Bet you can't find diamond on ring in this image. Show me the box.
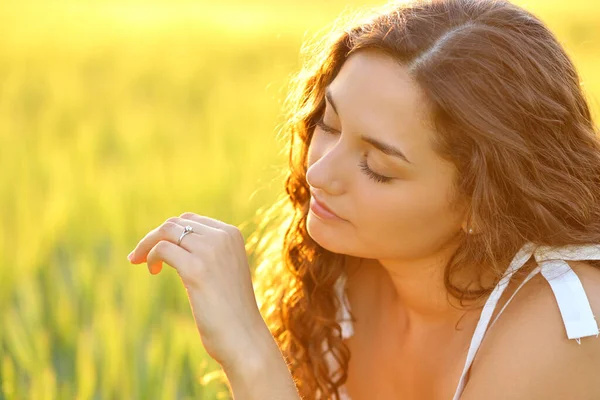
[177,225,194,246]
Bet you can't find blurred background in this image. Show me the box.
[0,0,598,398]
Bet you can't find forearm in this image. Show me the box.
[221,325,302,400]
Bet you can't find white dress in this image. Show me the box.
[317,241,600,399]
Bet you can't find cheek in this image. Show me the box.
[356,191,415,233]
[354,185,457,250]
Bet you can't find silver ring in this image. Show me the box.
[177,225,194,246]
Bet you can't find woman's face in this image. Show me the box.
[306,49,468,262]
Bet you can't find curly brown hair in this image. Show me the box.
[247,0,600,398]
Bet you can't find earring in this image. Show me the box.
[468,228,473,234]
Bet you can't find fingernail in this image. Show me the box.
[127,251,134,261]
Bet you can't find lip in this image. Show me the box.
[309,194,345,221]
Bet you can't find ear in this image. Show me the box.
[461,220,475,234]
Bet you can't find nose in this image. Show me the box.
[306,141,347,196]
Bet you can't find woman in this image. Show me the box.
[128,0,600,399]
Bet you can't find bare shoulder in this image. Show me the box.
[460,260,600,400]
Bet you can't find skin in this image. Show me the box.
[127,213,302,399]
[306,48,482,334]
[126,48,600,400]
[305,48,600,399]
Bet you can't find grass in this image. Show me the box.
[0,0,598,398]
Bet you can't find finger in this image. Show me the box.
[129,221,195,264]
[169,216,225,237]
[179,212,226,229]
[179,212,244,243]
[147,231,204,274]
[166,217,230,250]
[146,240,191,275]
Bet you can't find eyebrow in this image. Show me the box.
[325,86,413,165]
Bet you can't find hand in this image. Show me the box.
[127,212,268,368]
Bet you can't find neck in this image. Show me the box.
[345,242,494,331]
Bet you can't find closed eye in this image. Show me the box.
[313,116,393,184]
[315,117,338,134]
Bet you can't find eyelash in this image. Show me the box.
[314,117,393,184]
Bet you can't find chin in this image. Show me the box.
[306,213,350,254]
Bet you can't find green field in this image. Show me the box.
[1,1,598,398]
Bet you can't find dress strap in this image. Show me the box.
[488,265,541,331]
[335,273,354,339]
[451,242,600,400]
[535,244,600,340]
